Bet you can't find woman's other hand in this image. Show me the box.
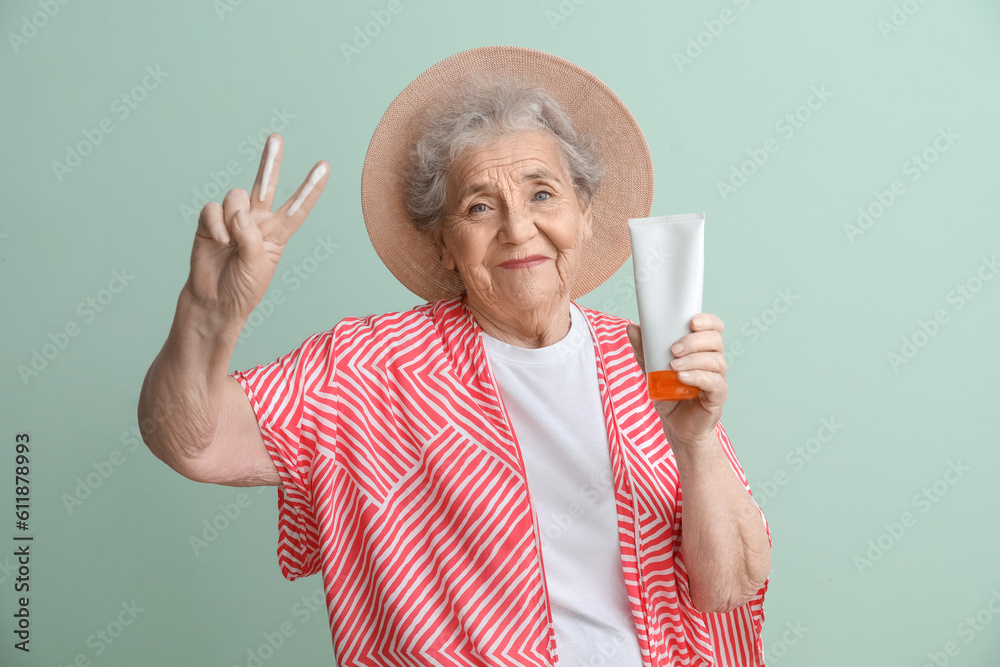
[627,314,728,448]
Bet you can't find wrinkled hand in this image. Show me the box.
[185,133,329,323]
[627,314,728,447]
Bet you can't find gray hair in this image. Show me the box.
[404,78,605,235]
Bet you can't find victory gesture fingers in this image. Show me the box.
[248,133,329,244]
[186,133,329,323]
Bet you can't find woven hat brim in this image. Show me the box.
[361,45,654,302]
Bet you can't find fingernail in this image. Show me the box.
[671,343,683,355]
[692,317,704,328]
[287,164,326,215]
[259,137,279,202]
[237,211,250,228]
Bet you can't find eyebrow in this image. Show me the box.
[458,168,564,200]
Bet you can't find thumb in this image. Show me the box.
[230,209,265,267]
[626,323,646,373]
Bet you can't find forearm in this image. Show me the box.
[138,285,244,472]
[672,428,771,614]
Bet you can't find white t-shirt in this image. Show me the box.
[481,302,644,667]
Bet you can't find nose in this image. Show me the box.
[496,200,537,245]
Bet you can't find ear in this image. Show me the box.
[430,225,457,271]
[581,204,594,242]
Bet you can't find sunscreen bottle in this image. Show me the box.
[627,213,705,401]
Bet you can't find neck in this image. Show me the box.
[467,293,573,349]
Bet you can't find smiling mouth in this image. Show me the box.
[498,255,549,269]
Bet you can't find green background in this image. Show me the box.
[3,0,999,665]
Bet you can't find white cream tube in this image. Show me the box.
[627,213,705,401]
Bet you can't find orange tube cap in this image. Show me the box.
[647,369,700,401]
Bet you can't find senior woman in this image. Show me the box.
[138,47,770,666]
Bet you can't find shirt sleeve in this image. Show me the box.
[675,420,771,666]
[230,329,336,581]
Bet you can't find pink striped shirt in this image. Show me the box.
[231,294,770,666]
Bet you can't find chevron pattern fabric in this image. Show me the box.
[232,294,769,666]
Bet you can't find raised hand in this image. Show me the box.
[185,133,329,322]
[627,314,729,448]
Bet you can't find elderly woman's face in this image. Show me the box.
[433,130,593,316]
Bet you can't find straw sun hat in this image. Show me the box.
[360,45,654,302]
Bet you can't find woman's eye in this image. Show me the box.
[470,203,487,213]
[533,191,551,201]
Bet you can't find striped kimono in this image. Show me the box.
[232,294,769,666]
